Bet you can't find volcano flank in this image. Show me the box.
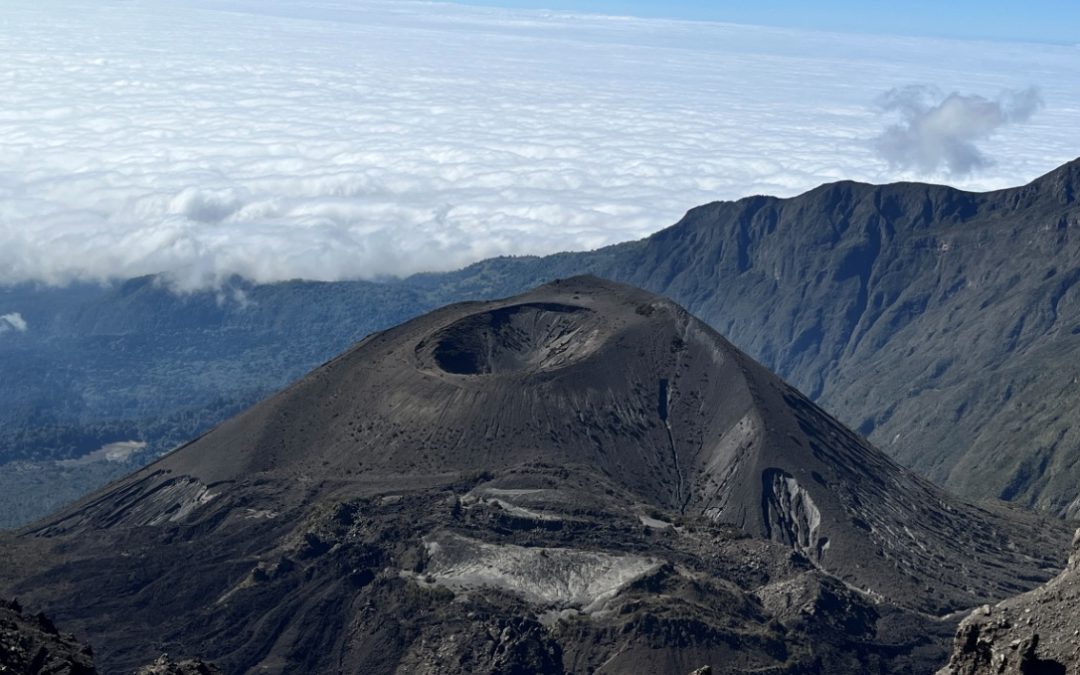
[0,277,1068,674]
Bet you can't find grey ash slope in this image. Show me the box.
[3,278,1068,674]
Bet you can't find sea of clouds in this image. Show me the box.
[1,0,1077,289]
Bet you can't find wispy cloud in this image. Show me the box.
[0,0,1076,289]
[0,313,28,334]
[873,86,1044,175]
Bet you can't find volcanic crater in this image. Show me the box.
[421,301,605,376]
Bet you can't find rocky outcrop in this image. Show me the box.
[134,655,222,675]
[938,528,1080,674]
[0,599,225,675]
[762,470,828,562]
[0,598,96,675]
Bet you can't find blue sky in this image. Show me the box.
[454,0,1080,44]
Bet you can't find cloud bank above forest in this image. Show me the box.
[0,0,1075,289]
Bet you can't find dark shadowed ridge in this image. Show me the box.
[1,278,1069,674]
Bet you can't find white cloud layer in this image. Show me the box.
[0,313,28,334]
[1,0,1077,289]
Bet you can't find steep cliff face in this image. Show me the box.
[938,528,1080,675]
[2,278,1068,674]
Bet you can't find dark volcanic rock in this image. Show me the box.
[134,655,221,675]
[0,278,1070,674]
[0,599,222,675]
[938,528,1080,675]
[0,598,96,675]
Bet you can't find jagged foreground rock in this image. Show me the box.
[0,598,221,675]
[0,598,96,675]
[938,528,1080,675]
[0,278,1069,673]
